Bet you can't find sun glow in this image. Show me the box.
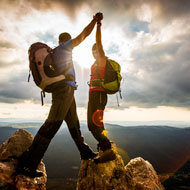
[71,10,97,68]
[73,43,95,68]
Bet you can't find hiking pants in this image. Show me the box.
[87,91,112,151]
[21,84,91,170]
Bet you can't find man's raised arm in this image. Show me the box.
[72,13,103,48]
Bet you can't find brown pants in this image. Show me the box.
[20,83,91,170]
[87,91,112,151]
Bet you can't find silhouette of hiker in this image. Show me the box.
[87,14,116,163]
[16,13,103,178]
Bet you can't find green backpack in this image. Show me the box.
[102,59,122,94]
[94,59,122,95]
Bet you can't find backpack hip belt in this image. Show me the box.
[89,79,102,88]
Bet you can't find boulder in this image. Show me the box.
[0,129,47,190]
[125,157,165,190]
[77,148,165,190]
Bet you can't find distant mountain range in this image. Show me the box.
[0,119,190,128]
[0,123,189,190]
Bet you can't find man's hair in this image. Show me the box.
[92,43,97,51]
[59,32,71,43]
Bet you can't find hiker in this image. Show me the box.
[87,18,116,163]
[16,13,103,178]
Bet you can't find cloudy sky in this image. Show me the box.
[0,0,189,123]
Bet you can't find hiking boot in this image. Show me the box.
[77,142,98,160]
[94,149,116,164]
[15,166,43,178]
[81,151,98,160]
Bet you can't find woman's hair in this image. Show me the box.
[58,32,72,43]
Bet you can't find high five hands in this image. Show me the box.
[94,12,103,22]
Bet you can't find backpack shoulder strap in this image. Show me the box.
[94,62,101,79]
[41,91,45,106]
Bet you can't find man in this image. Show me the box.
[87,18,116,163]
[16,13,103,178]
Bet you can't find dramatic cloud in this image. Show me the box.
[2,0,190,20]
[0,0,189,111]
[121,31,190,108]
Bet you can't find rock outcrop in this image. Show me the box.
[0,129,167,190]
[77,147,165,190]
[125,157,165,190]
[0,129,47,190]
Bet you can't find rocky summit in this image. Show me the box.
[77,147,165,190]
[0,129,166,190]
[0,129,47,190]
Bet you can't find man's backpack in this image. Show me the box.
[28,42,65,92]
[28,42,66,105]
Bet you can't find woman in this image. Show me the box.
[87,19,116,163]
